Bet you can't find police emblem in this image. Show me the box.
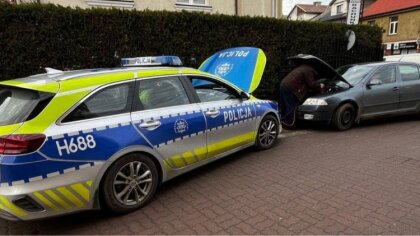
[174,119,189,134]
[215,63,234,77]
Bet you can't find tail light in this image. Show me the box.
[0,134,46,155]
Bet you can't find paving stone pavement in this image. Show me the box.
[1,117,420,234]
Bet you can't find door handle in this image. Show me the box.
[393,87,399,91]
[205,109,220,118]
[139,120,161,130]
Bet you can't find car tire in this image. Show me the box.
[256,114,279,150]
[332,103,356,131]
[101,153,159,214]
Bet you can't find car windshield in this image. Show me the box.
[0,86,53,126]
[336,65,376,85]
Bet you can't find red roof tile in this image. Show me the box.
[363,0,420,17]
[296,4,328,14]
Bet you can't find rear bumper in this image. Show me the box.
[0,162,103,221]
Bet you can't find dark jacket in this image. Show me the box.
[281,64,322,102]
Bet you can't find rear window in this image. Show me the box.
[62,82,134,123]
[0,86,54,126]
[399,65,420,81]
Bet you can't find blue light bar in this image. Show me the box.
[121,56,183,67]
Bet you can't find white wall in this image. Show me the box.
[287,6,298,20]
[288,7,319,21]
[22,0,278,17]
[331,0,347,16]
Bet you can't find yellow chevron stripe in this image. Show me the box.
[207,131,255,157]
[56,187,84,208]
[0,196,27,217]
[163,160,173,170]
[194,146,207,161]
[33,192,59,211]
[167,132,256,170]
[44,190,71,210]
[70,183,90,202]
[182,151,197,165]
[171,155,186,168]
[86,180,93,187]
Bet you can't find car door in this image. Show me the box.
[397,64,420,111]
[185,75,257,158]
[42,81,143,163]
[130,76,208,171]
[362,65,399,116]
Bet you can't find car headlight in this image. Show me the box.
[303,98,328,106]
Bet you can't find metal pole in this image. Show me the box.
[360,0,365,20]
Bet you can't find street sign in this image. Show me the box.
[347,0,361,25]
[399,42,417,50]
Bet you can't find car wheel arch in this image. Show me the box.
[331,100,360,124]
[260,110,280,123]
[258,110,280,129]
[266,111,280,119]
[93,147,164,209]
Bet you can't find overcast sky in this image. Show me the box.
[283,0,331,15]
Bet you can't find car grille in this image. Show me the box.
[12,196,44,212]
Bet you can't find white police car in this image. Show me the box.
[0,47,280,220]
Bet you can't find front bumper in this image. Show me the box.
[297,105,333,123]
[0,164,103,221]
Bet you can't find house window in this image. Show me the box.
[336,4,343,14]
[367,20,375,26]
[389,16,398,35]
[175,0,212,12]
[176,0,207,5]
[85,0,135,9]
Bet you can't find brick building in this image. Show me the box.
[361,0,420,56]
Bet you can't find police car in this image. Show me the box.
[0,47,280,220]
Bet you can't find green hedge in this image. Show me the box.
[0,3,383,99]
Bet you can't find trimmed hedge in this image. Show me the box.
[0,3,383,99]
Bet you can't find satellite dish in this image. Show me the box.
[346,30,356,51]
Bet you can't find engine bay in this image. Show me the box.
[317,78,350,94]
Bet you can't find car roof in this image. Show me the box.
[0,66,204,94]
[340,61,420,68]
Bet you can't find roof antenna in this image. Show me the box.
[45,67,63,75]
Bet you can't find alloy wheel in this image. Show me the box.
[113,161,153,206]
[258,119,277,147]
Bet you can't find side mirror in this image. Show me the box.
[240,91,250,100]
[367,79,382,88]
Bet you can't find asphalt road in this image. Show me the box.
[2,116,420,234]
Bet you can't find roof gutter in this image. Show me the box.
[362,6,420,20]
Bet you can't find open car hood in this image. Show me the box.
[199,47,266,93]
[287,54,352,87]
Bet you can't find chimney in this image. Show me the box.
[313,1,322,6]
